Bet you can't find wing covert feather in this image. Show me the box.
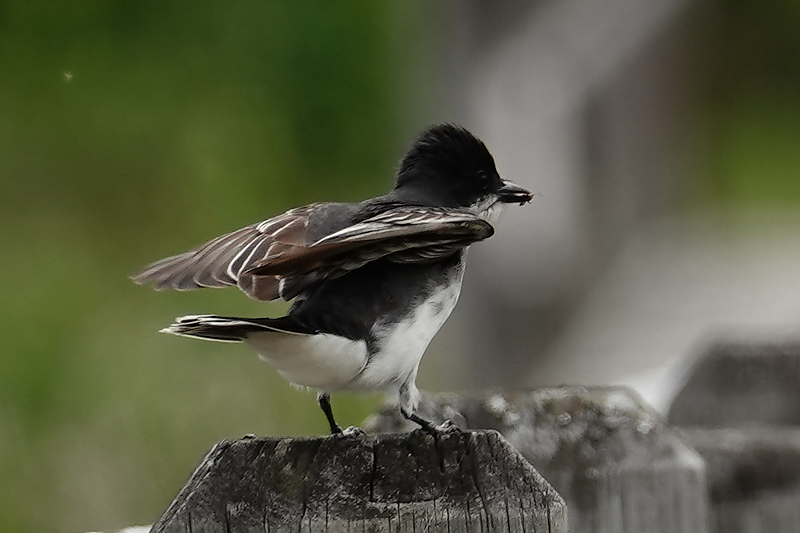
[246,207,493,277]
[133,204,494,301]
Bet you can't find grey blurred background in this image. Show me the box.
[1,0,799,531]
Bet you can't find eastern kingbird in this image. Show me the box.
[132,124,532,434]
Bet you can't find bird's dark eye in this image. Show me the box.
[477,171,491,191]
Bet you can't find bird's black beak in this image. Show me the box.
[497,179,534,205]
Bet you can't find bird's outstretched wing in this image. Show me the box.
[132,204,493,301]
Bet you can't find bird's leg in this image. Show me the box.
[398,383,461,434]
[398,381,437,433]
[317,391,343,434]
[400,407,438,433]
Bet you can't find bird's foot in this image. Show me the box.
[341,426,366,437]
[401,408,435,432]
[401,408,463,435]
[434,419,463,434]
[329,425,365,437]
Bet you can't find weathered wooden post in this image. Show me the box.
[678,428,800,533]
[669,341,800,426]
[366,386,708,533]
[668,341,800,533]
[149,430,567,533]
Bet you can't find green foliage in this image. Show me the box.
[695,0,800,208]
[0,2,413,532]
[708,96,800,206]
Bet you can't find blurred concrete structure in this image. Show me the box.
[536,214,800,411]
[419,0,800,414]
[421,0,695,393]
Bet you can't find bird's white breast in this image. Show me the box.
[352,265,465,391]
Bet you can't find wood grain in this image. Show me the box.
[150,430,567,533]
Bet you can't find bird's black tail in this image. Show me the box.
[160,315,311,342]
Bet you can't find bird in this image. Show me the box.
[132,123,533,434]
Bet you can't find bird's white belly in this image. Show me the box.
[246,264,464,395]
[352,273,464,391]
[246,332,368,390]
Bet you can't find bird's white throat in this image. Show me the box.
[469,195,504,225]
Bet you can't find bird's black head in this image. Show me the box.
[393,124,532,215]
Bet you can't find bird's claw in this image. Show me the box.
[340,426,366,437]
[434,419,464,434]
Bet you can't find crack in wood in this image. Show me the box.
[150,430,565,532]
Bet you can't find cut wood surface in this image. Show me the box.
[365,387,708,533]
[149,429,567,533]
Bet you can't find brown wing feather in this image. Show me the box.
[133,205,493,302]
[131,205,317,301]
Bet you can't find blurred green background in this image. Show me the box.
[1,0,799,532]
[701,0,800,208]
[0,2,424,531]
